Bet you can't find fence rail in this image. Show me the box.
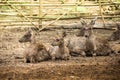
[0,0,120,30]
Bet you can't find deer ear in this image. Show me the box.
[116,23,120,30]
[90,17,97,25]
[51,37,56,41]
[30,30,37,37]
[28,27,32,32]
[27,28,32,35]
[56,32,61,38]
[80,18,86,26]
[62,31,67,38]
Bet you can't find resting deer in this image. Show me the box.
[63,18,96,57]
[19,30,50,63]
[62,17,112,57]
[64,36,86,57]
[81,17,97,56]
[110,43,120,55]
[51,31,71,60]
[81,17,112,56]
[108,23,120,41]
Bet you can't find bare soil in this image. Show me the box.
[0,20,120,80]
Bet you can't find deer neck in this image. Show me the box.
[89,30,94,38]
[30,35,37,44]
[59,42,65,54]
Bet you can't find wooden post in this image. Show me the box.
[30,0,33,16]
[81,0,85,4]
[99,0,106,28]
[75,0,78,17]
[38,0,42,29]
[5,1,38,29]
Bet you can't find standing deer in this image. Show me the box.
[51,31,71,60]
[19,30,50,63]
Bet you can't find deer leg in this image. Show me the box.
[24,58,27,63]
[93,46,97,57]
[93,53,96,57]
[61,54,70,60]
[67,54,71,60]
[92,51,96,57]
[51,56,56,61]
[81,51,86,57]
[62,56,67,60]
[24,56,30,63]
[30,56,35,63]
[50,52,56,61]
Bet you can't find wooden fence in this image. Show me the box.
[0,0,120,30]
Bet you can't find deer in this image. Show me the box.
[63,18,97,57]
[64,36,86,57]
[62,17,112,57]
[81,17,113,56]
[108,23,120,41]
[76,17,98,56]
[109,43,120,55]
[50,31,71,60]
[19,30,50,63]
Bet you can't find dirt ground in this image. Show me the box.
[0,19,120,80]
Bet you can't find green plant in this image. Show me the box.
[118,0,120,2]
[76,6,87,12]
[1,6,10,10]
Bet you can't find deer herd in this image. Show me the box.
[19,17,120,63]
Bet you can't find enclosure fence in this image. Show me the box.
[0,0,120,30]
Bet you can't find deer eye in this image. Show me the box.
[25,34,31,37]
[24,35,28,37]
[24,35,29,38]
[56,39,59,41]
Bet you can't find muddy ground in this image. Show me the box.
[0,19,120,80]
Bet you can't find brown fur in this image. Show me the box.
[108,23,120,41]
[65,36,86,56]
[80,17,112,56]
[85,32,97,56]
[64,18,98,57]
[76,27,86,37]
[19,30,50,63]
[23,43,49,63]
[51,31,71,60]
[95,38,112,56]
[110,43,120,54]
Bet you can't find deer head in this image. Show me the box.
[108,23,120,41]
[19,30,36,43]
[52,31,66,46]
[80,17,97,37]
[116,23,120,30]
